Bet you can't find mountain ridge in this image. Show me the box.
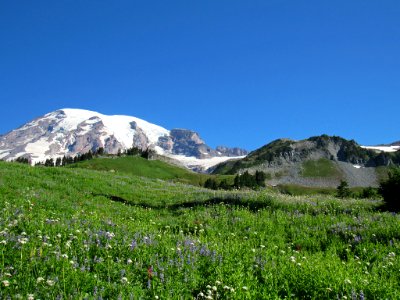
[0,108,247,170]
[212,135,400,187]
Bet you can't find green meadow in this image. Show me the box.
[0,160,399,299]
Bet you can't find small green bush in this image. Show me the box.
[379,168,400,211]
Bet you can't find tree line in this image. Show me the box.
[11,146,156,167]
[204,171,267,190]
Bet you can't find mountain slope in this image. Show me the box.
[213,135,400,187]
[68,155,233,186]
[0,108,247,170]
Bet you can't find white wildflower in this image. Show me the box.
[18,237,29,244]
[2,280,10,287]
[46,279,55,286]
[36,277,44,283]
[121,277,128,284]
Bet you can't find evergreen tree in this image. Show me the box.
[255,170,266,187]
[55,157,62,167]
[379,168,400,211]
[204,178,218,190]
[218,179,230,190]
[96,147,105,156]
[233,175,240,189]
[44,158,54,167]
[336,180,351,198]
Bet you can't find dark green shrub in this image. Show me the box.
[379,168,400,211]
[336,180,351,198]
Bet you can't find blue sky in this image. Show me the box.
[1,1,399,150]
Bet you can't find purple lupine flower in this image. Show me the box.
[354,235,362,243]
[351,290,357,300]
[359,291,365,300]
[130,239,137,250]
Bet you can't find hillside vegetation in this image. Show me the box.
[213,135,400,187]
[0,161,399,299]
[68,156,210,186]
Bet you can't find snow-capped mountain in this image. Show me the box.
[0,108,247,170]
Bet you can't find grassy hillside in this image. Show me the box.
[68,156,233,186]
[300,158,342,178]
[0,161,399,299]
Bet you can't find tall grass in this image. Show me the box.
[0,161,399,299]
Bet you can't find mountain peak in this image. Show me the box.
[0,108,245,171]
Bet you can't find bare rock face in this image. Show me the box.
[216,146,248,157]
[130,121,149,150]
[168,129,216,158]
[157,135,174,151]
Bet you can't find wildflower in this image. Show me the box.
[127,258,133,264]
[46,279,55,286]
[360,290,365,300]
[61,254,68,259]
[2,280,10,287]
[121,277,128,284]
[27,294,35,300]
[36,277,45,283]
[242,286,248,291]
[212,286,217,291]
[18,237,29,244]
[260,244,265,248]
[290,256,296,262]
[0,240,6,245]
[344,279,351,284]
[199,292,204,297]
[215,280,221,285]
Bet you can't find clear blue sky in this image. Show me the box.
[1,1,399,150]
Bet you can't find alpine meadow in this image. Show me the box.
[1,1,400,299]
[0,158,399,299]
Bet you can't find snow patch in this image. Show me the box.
[60,108,170,148]
[165,154,245,170]
[361,145,400,153]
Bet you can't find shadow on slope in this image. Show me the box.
[92,192,274,212]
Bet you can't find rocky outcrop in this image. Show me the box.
[169,129,215,158]
[216,146,248,157]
